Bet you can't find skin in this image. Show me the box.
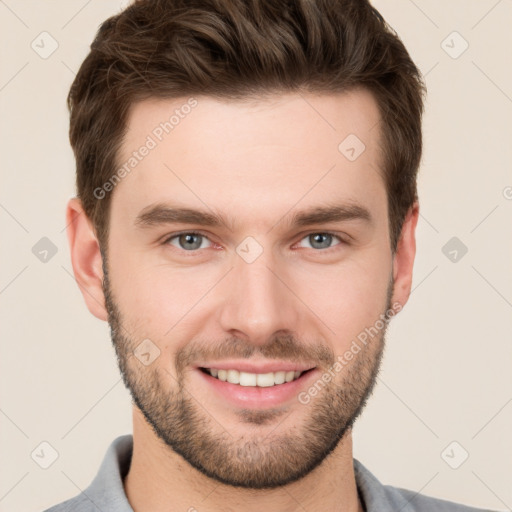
[66,89,419,512]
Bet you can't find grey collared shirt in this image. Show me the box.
[43,435,495,511]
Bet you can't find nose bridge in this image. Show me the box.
[218,242,299,344]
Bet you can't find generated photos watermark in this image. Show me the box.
[93,97,198,200]
[297,301,403,405]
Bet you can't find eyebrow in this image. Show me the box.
[134,201,373,231]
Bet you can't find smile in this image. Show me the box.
[200,367,308,387]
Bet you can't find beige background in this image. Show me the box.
[1,0,511,511]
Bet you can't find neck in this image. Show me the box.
[124,408,363,512]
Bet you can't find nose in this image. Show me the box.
[217,245,301,346]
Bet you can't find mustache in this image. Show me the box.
[175,333,336,375]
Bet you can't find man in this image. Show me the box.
[45,0,495,510]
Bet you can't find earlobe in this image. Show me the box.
[66,197,108,321]
[391,202,419,310]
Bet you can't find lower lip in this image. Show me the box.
[195,368,318,409]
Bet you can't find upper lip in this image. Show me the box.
[196,360,317,374]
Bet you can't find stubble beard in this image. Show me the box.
[102,260,393,489]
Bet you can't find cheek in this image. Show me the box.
[108,255,217,336]
[291,251,392,342]
[108,233,392,346]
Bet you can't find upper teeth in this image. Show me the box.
[207,369,303,387]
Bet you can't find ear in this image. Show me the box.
[66,197,108,321]
[391,202,419,310]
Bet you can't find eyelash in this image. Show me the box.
[161,230,348,255]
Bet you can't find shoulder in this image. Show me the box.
[382,484,496,512]
[42,493,96,512]
[41,434,134,512]
[353,458,497,512]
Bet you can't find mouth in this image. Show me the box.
[198,367,314,387]
[195,365,318,409]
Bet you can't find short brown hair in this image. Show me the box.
[67,0,425,253]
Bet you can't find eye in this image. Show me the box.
[296,232,345,251]
[164,231,213,251]
[162,230,347,254]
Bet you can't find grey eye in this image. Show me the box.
[299,233,342,250]
[168,233,211,251]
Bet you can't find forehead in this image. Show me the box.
[111,90,385,230]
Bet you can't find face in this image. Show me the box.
[98,90,403,488]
